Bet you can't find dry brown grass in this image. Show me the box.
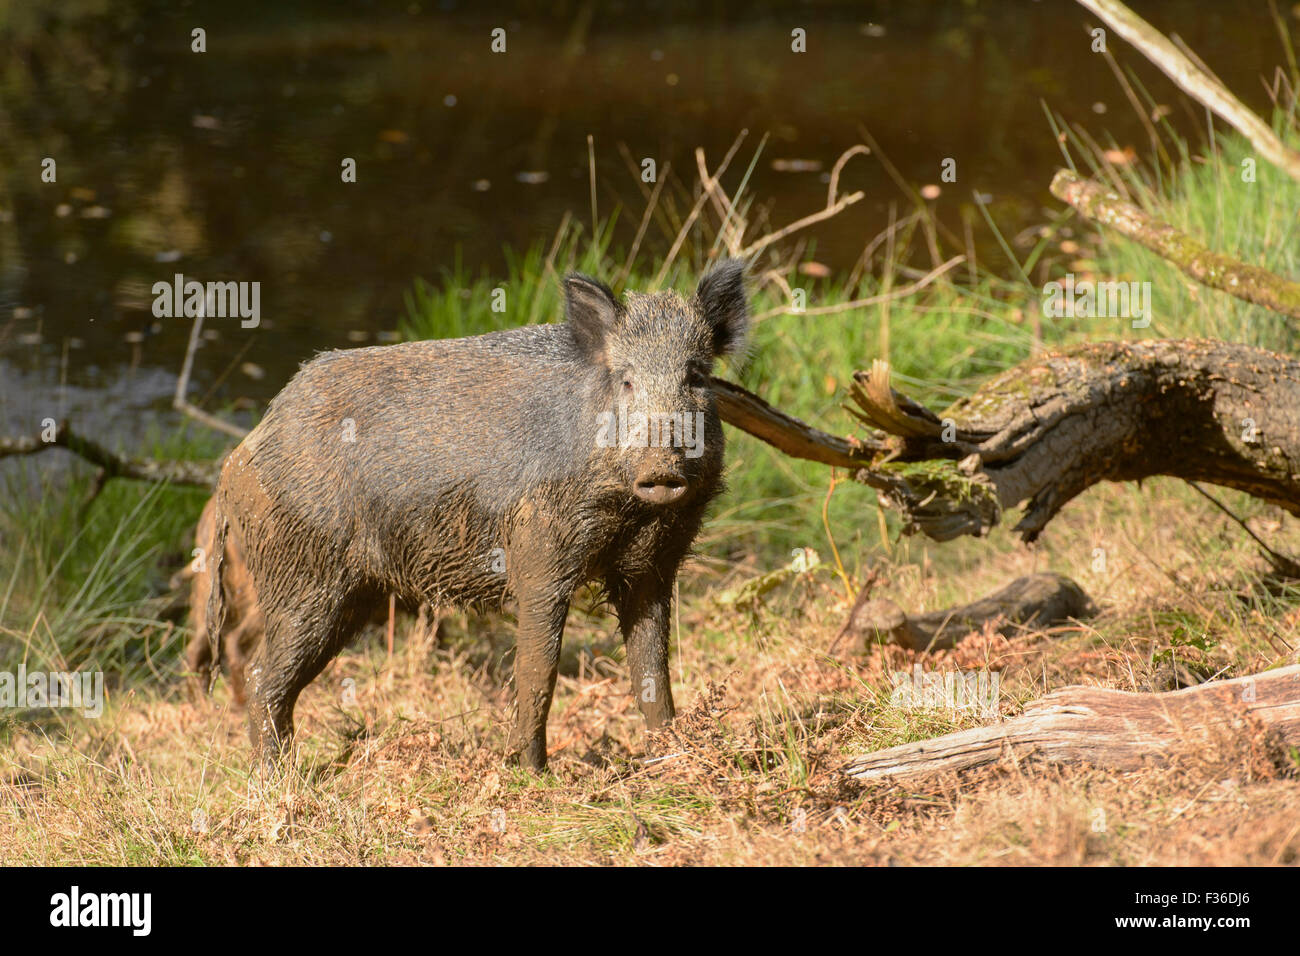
[2,480,1298,866]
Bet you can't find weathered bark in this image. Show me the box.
[843,664,1300,785]
[1052,170,1300,320]
[847,572,1096,652]
[0,420,220,488]
[845,339,1300,542]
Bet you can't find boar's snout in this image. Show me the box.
[632,466,689,505]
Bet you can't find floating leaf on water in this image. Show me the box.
[771,158,822,172]
[240,362,266,380]
[515,170,549,184]
[192,114,222,130]
[920,184,941,200]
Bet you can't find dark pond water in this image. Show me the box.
[0,0,1289,445]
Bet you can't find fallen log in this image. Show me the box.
[717,340,1300,546]
[846,572,1096,651]
[842,664,1300,785]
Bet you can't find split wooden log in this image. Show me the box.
[843,664,1300,785]
[845,572,1097,652]
[1051,169,1300,321]
[844,339,1300,543]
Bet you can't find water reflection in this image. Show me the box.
[0,0,1285,436]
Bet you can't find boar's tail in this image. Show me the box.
[204,507,229,695]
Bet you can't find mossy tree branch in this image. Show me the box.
[1051,170,1300,321]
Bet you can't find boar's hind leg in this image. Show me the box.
[245,585,372,766]
[185,628,214,702]
[507,590,570,772]
[615,579,676,730]
[223,606,265,707]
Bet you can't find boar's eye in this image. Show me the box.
[621,376,634,393]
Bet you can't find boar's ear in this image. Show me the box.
[695,258,749,358]
[564,273,621,364]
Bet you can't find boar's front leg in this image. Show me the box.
[507,583,570,772]
[616,578,676,730]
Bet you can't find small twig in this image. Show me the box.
[827,563,883,656]
[618,162,670,286]
[739,189,864,260]
[1098,36,1172,169]
[587,133,598,240]
[696,148,743,256]
[751,255,964,322]
[1187,482,1300,577]
[543,209,573,280]
[174,310,248,439]
[0,420,219,487]
[653,129,748,288]
[827,145,871,208]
